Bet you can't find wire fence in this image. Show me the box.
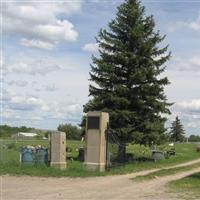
[106,129,126,169]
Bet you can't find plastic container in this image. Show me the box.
[21,147,48,165]
[21,148,35,165]
[36,148,48,164]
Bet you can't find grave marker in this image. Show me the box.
[84,111,109,172]
[50,131,66,169]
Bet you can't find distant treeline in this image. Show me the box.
[0,124,83,140]
[1,124,199,142]
[57,123,83,140]
[0,125,34,138]
[188,135,200,142]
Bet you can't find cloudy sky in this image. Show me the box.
[1,0,200,134]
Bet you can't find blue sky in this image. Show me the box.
[1,0,200,135]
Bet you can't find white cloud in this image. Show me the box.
[170,56,200,72]
[0,109,24,121]
[2,93,49,113]
[8,95,50,111]
[168,100,200,134]
[0,55,4,66]
[4,94,49,111]
[168,22,187,32]
[19,38,54,50]
[168,13,200,32]
[1,89,83,126]
[7,60,61,76]
[0,89,11,102]
[186,122,199,128]
[176,99,200,114]
[3,1,81,50]
[189,14,200,31]
[82,43,99,52]
[8,80,28,87]
[43,100,82,121]
[31,116,43,121]
[0,55,6,75]
[1,109,14,119]
[44,84,57,92]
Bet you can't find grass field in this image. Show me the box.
[109,143,200,175]
[0,139,200,177]
[169,172,200,200]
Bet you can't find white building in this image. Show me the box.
[12,132,38,139]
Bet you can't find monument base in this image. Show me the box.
[50,162,66,170]
[85,162,105,172]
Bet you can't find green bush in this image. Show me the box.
[58,123,82,140]
[126,144,151,158]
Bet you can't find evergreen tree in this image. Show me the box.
[83,0,171,145]
[170,116,185,142]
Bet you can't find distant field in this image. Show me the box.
[0,139,200,177]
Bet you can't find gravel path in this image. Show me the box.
[2,159,200,200]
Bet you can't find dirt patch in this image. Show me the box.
[2,159,200,200]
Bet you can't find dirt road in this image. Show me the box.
[2,159,200,200]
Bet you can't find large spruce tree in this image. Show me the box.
[83,0,171,145]
[170,116,185,142]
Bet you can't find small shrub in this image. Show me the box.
[126,144,151,158]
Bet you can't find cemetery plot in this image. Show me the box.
[0,139,50,164]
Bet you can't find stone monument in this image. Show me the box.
[50,131,66,169]
[84,111,109,172]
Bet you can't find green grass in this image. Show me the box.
[168,172,200,200]
[133,162,200,181]
[0,161,105,177]
[0,140,200,177]
[107,143,200,175]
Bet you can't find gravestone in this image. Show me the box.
[50,131,66,169]
[84,111,109,172]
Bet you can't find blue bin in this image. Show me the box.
[21,148,35,165]
[36,148,48,164]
